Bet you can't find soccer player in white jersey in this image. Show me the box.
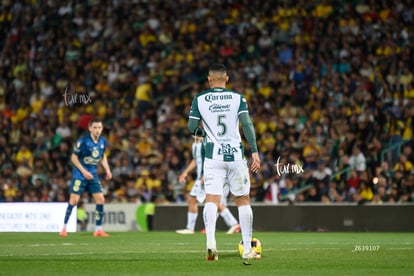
[188,63,261,261]
[176,134,240,235]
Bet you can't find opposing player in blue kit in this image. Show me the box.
[60,118,112,237]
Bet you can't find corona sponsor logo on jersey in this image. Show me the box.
[209,103,231,112]
[205,94,233,102]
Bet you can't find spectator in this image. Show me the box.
[304,186,321,202]
[55,119,72,140]
[311,160,332,185]
[348,146,367,173]
[394,153,413,176]
[263,176,280,204]
[359,181,374,202]
[77,201,88,232]
[347,169,360,194]
[388,184,400,202]
[135,74,153,121]
[14,144,33,166]
[0,0,413,206]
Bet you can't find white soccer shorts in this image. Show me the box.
[203,158,251,197]
[189,179,206,204]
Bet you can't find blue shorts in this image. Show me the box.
[70,177,103,195]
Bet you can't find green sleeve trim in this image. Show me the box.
[187,118,199,134]
[239,112,258,153]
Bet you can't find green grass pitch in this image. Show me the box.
[0,231,413,275]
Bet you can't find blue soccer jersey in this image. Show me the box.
[72,134,107,179]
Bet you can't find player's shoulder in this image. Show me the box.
[99,135,108,146]
[76,134,89,144]
[224,88,246,103]
[224,87,243,95]
[74,134,88,150]
[194,88,214,98]
[195,88,244,99]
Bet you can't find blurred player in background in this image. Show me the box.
[60,118,112,237]
[77,201,88,232]
[188,63,260,261]
[176,133,240,235]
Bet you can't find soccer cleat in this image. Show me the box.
[242,249,261,260]
[93,230,109,237]
[206,249,218,261]
[59,229,67,237]
[176,228,195,234]
[200,228,206,234]
[226,224,240,234]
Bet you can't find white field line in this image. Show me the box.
[2,241,411,247]
[0,248,318,257]
[5,247,414,258]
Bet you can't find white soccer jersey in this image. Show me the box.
[189,87,248,161]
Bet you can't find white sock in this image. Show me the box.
[203,202,218,250]
[95,225,102,231]
[220,208,238,227]
[186,212,198,231]
[238,205,253,252]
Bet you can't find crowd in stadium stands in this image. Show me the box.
[0,0,413,206]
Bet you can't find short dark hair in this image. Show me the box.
[208,63,227,74]
[88,118,103,126]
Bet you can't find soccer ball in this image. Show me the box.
[238,237,262,257]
